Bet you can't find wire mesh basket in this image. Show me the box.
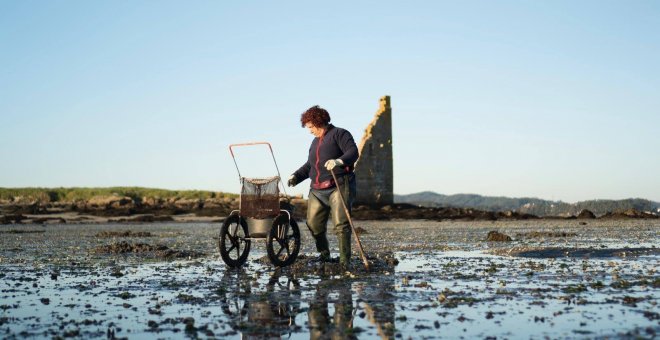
[240,176,280,220]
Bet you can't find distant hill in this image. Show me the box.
[394,191,660,217]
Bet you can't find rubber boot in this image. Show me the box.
[314,233,331,262]
[338,231,352,270]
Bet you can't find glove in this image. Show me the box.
[324,159,344,171]
[287,175,298,187]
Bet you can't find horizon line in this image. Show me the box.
[0,186,657,204]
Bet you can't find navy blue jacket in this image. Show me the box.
[292,124,359,187]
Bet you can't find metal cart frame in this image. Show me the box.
[218,142,301,268]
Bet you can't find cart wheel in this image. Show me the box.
[266,215,301,267]
[219,214,251,268]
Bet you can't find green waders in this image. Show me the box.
[306,175,355,267]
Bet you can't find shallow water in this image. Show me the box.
[0,220,658,338]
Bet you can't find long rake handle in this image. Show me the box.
[330,169,370,271]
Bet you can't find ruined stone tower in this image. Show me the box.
[354,96,393,206]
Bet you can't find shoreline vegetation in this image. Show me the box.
[1,187,658,225]
[0,187,236,203]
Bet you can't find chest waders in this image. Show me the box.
[306,173,355,267]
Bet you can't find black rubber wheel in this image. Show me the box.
[266,214,301,267]
[219,214,251,268]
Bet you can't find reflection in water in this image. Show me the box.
[219,265,399,339]
[220,268,251,321]
[220,269,301,339]
[356,274,397,339]
[308,279,353,339]
[306,272,397,340]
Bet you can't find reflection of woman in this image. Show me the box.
[308,279,354,339]
[288,105,359,269]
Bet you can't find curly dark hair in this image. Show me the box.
[300,105,331,128]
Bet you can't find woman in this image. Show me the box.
[288,105,359,269]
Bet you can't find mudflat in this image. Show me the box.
[1,219,658,338]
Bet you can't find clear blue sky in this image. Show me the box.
[1,1,659,202]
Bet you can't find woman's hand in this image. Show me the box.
[324,159,344,171]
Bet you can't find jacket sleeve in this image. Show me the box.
[337,129,359,166]
[292,161,311,183]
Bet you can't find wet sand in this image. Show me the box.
[0,219,658,338]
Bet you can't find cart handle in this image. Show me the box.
[229,141,273,159]
[228,141,289,199]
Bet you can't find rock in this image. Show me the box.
[96,231,153,238]
[93,241,168,254]
[486,231,512,242]
[0,214,27,224]
[93,241,205,259]
[31,217,67,224]
[129,215,154,222]
[108,215,174,223]
[172,198,203,210]
[87,195,134,208]
[153,215,174,222]
[577,209,596,219]
[202,199,224,209]
[109,197,135,209]
[601,209,658,219]
[515,231,577,238]
[141,197,164,208]
[497,210,540,220]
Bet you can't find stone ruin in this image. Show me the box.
[354,96,394,206]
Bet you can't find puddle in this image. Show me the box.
[393,251,659,338]
[0,220,658,338]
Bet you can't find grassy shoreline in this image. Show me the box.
[0,187,237,203]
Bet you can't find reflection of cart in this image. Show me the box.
[220,269,301,338]
[219,142,301,268]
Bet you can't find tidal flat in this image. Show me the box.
[0,220,658,339]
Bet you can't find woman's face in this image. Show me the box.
[305,122,325,138]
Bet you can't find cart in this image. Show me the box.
[219,142,301,268]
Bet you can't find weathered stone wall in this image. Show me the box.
[354,96,393,206]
